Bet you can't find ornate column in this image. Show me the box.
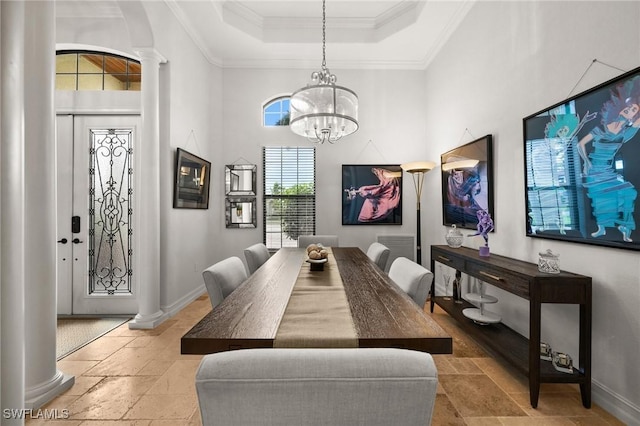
[1,0,27,420]
[23,1,74,409]
[129,48,167,329]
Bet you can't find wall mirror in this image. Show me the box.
[225,164,256,196]
[225,197,257,228]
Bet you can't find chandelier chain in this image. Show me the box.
[321,0,327,70]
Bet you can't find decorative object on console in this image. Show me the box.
[552,351,574,374]
[540,342,553,361]
[441,135,494,230]
[538,249,560,274]
[524,64,640,251]
[342,165,403,225]
[470,209,494,257]
[438,265,452,301]
[452,270,463,304]
[445,224,464,248]
[462,278,501,325]
[401,161,436,265]
[173,148,211,209]
[289,0,358,144]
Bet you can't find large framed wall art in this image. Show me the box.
[441,135,494,230]
[523,66,640,250]
[173,148,211,209]
[342,164,403,225]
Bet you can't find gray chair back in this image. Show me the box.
[366,242,391,271]
[202,256,247,309]
[388,256,433,308]
[298,234,339,248]
[244,243,271,274]
[196,348,438,426]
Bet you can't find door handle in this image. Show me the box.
[72,238,83,244]
[57,238,68,244]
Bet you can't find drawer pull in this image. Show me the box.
[438,255,452,263]
[479,271,503,281]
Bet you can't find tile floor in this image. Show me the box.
[27,295,624,425]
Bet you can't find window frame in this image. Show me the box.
[263,147,316,250]
[55,50,141,91]
[263,96,291,127]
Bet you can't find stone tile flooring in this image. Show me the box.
[27,295,624,425]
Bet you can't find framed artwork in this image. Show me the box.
[173,148,211,209]
[441,135,494,229]
[225,164,256,196]
[342,164,402,225]
[225,197,257,228]
[524,66,640,250]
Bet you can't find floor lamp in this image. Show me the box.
[401,161,436,265]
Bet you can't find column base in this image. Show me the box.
[128,310,166,329]
[25,370,74,409]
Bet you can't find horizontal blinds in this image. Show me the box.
[264,147,316,249]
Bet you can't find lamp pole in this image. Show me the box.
[401,161,436,265]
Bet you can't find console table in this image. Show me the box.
[430,245,592,408]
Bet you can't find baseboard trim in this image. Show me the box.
[161,285,206,319]
[593,378,640,425]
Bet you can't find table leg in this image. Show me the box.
[529,295,541,408]
[429,259,436,313]
[579,293,592,408]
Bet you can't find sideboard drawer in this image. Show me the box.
[466,261,530,298]
[432,252,465,271]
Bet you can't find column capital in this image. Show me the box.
[133,47,167,64]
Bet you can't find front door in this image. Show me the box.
[56,115,139,315]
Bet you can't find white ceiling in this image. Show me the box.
[57,0,475,70]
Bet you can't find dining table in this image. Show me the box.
[181,247,452,355]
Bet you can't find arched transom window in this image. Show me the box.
[263,96,290,127]
[56,50,141,91]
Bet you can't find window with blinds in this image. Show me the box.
[525,137,582,234]
[263,147,316,249]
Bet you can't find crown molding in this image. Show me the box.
[164,0,224,67]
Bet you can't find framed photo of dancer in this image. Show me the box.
[523,65,640,250]
[441,135,494,230]
[342,165,403,225]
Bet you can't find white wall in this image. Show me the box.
[421,1,640,423]
[142,2,222,310]
[220,68,428,258]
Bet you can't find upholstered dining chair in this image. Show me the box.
[195,347,438,426]
[202,256,247,309]
[298,234,339,248]
[388,256,434,308]
[244,243,271,275]
[366,242,391,271]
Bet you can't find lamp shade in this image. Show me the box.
[290,83,359,144]
[401,161,436,174]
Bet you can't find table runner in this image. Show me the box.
[273,249,358,348]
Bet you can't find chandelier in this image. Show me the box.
[289,0,359,144]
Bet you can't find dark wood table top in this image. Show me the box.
[181,247,452,355]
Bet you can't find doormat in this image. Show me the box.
[56,317,130,360]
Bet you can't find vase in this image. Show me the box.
[479,245,490,257]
